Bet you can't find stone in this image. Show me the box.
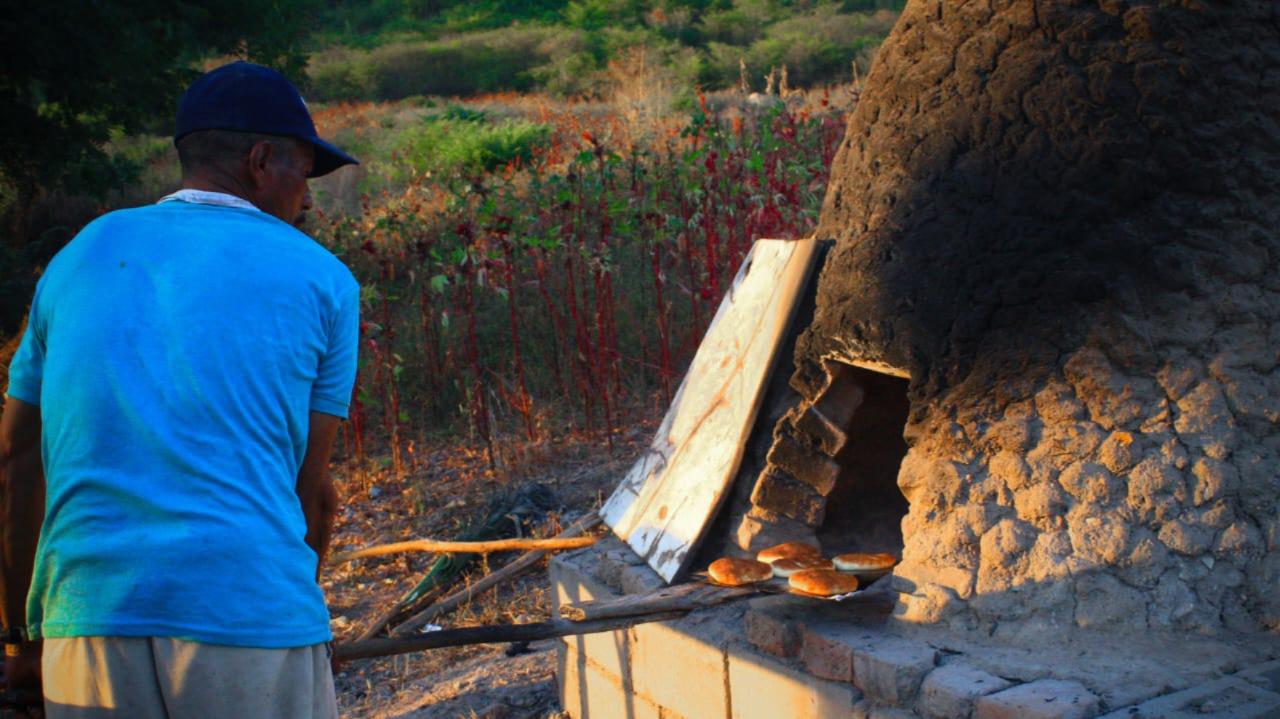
[1097,676,1280,718]
[1058,462,1121,506]
[918,663,1013,719]
[766,426,841,495]
[1190,457,1238,506]
[851,638,939,705]
[727,643,860,719]
[988,450,1032,490]
[1098,431,1138,473]
[975,679,1100,719]
[1072,572,1147,629]
[749,468,826,525]
[1157,518,1213,555]
[1014,482,1069,531]
[743,595,806,658]
[1063,347,1147,430]
[1125,456,1185,524]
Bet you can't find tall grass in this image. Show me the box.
[316,96,847,470]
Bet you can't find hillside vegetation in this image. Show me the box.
[308,0,902,100]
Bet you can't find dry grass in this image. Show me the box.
[326,420,653,718]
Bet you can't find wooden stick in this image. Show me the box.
[559,582,758,621]
[336,610,688,661]
[332,535,598,563]
[391,513,603,636]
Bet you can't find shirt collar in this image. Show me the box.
[157,189,261,213]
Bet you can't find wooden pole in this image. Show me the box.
[331,535,598,564]
[391,514,603,636]
[335,610,688,661]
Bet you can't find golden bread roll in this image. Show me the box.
[788,569,860,596]
[832,553,897,573]
[770,556,835,578]
[708,557,773,586]
[755,541,822,564]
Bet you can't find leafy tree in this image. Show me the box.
[0,0,319,238]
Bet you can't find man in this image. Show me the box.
[0,61,360,718]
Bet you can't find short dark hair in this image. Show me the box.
[175,130,306,174]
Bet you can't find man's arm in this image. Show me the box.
[0,396,43,655]
[296,411,341,580]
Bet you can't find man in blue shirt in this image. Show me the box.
[0,62,360,718]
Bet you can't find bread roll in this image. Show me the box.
[788,569,860,596]
[756,541,822,564]
[708,557,773,586]
[770,556,835,578]
[832,553,897,573]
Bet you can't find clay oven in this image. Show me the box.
[554,1,1280,716]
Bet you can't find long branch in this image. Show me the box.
[336,610,687,661]
[331,535,598,563]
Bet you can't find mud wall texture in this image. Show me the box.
[795,0,1280,635]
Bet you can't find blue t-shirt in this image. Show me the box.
[5,200,359,648]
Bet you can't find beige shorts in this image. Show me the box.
[41,636,338,719]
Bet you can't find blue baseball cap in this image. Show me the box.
[175,61,357,178]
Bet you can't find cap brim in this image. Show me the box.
[308,137,359,178]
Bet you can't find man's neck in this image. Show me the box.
[182,171,255,206]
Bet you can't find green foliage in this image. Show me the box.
[697,3,896,89]
[397,113,553,177]
[311,0,901,100]
[308,26,582,101]
[0,0,317,206]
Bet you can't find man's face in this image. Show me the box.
[254,140,314,227]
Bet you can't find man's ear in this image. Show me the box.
[246,140,276,188]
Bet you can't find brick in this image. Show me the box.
[812,362,868,429]
[550,552,619,609]
[976,679,1100,719]
[851,638,939,705]
[597,543,645,592]
[766,427,840,495]
[789,403,851,456]
[1097,676,1280,719]
[750,468,826,525]
[918,664,1013,719]
[559,644,660,719]
[727,643,859,718]
[801,622,859,682]
[743,595,806,658]
[630,618,729,719]
[619,562,666,595]
[734,511,819,553]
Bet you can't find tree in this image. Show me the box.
[0,0,319,234]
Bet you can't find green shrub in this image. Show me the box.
[698,4,896,89]
[307,26,583,101]
[397,114,552,178]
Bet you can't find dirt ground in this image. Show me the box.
[327,420,653,719]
